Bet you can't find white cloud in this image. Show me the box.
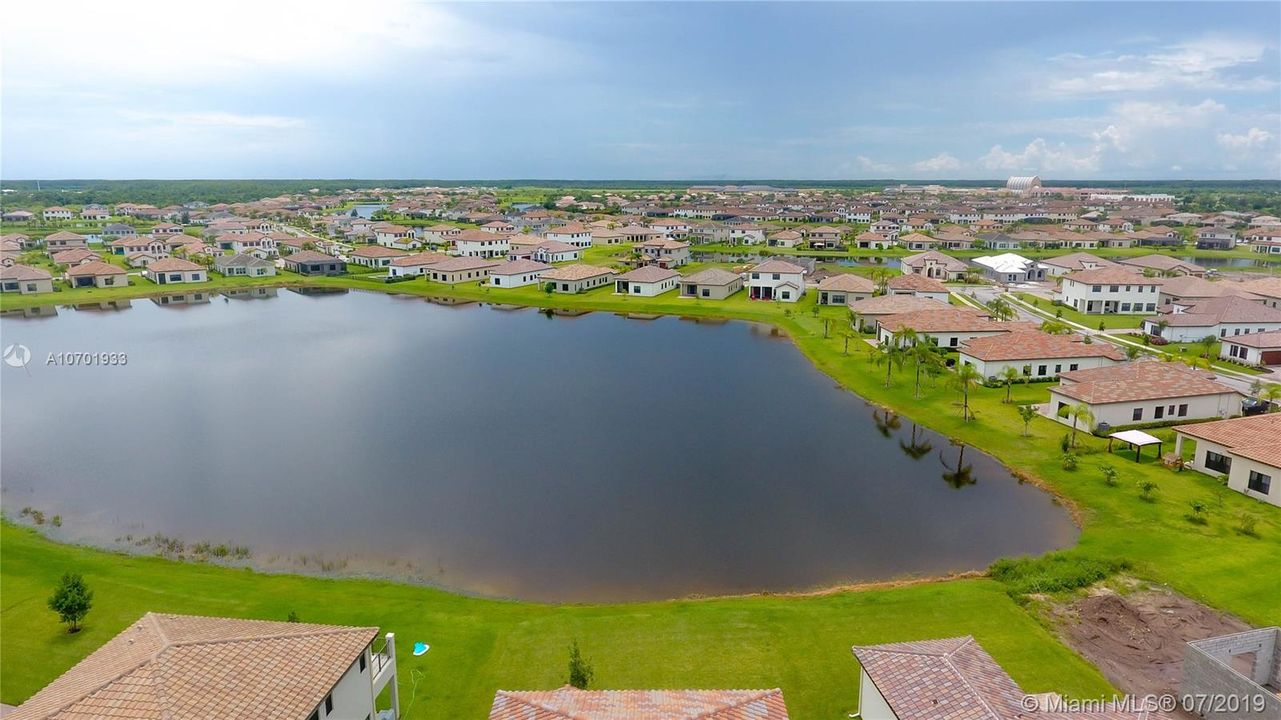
[1217,127,1273,150]
[980,139,1101,173]
[1040,36,1277,97]
[855,155,894,173]
[911,153,961,173]
[118,111,307,131]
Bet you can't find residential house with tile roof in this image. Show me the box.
[1047,361,1241,430]
[958,331,1126,380]
[1057,267,1163,315]
[747,260,806,302]
[680,268,744,300]
[488,686,788,720]
[1142,295,1281,343]
[1175,414,1281,507]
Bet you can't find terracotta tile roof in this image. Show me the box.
[283,250,336,264]
[1159,295,1281,326]
[1116,255,1205,274]
[1054,361,1239,405]
[457,229,508,242]
[44,231,87,242]
[618,265,679,282]
[848,295,950,315]
[351,245,408,258]
[547,222,590,235]
[1175,413,1281,469]
[899,232,936,245]
[535,240,579,254]
[1062,267,1162,286]
[887,273,949,293]
[880,307,1007,334]
[816,273,875,293]
[390,251,450,267]
[1238,276,1281,300]
[66,261,127,277]
[682,268,741,286]
[1221,329,1281,348]
[489,686,789,720]
[12,613,377,720]
[853,636,1170,720]
[1038,252,1119,271]
[542,264,616,281]
[428,257,500,272]
[491,259,551,275]
[902,250,968,272]
[1156,275,1258,300]
[751,260,805,274]
[1,263,53,281]
[146,258,203,272]
[960,331,1127,362]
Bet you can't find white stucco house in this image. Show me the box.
[1046,361,1241,430]
[970,253,1045,284]
[388,251,450,278]
[144,257,208,284]
[877,307,1019,349]
[454,229,511,258]
[747,260,806,302]
[816,273,875,305]
[488,259,551,288]
[541,264,616,293]
[1057,267,1162,314]
[885,273,950,302]
[1141,295,1281,343]
[615,265,680,296]
[1219,329,1281,366]
[1175,414,1280,507]
[958,331,1126,380]
[545,222,593,249]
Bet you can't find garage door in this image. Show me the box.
[1261,350,1281,366]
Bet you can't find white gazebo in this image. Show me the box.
[1107,429,1163,462]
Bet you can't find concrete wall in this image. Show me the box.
[857,669,899,720]
[962,354,1117,381]
[1047,390,1239,429]
[1182,628,1281,720]
[1227,456,1280,508]
[324,648,377,720]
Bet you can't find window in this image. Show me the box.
[1132,408,1143,421]
[1069,363,1079,371]
[360,653,367,672]
[309,712,319,720]
[1178,404,1188,417]
[1121,303,1131,312]
[1155,406,1164,419]
[772,273,780,280]
[1204,451,1232,473]
[1037,365,1047,376]
[949,337,959,347]
[325,695,333,714]
[1248,471,1272,495]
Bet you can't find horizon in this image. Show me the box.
[3,0,1279,181]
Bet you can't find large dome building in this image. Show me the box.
[1006,175,1041,194]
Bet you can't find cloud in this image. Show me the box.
[855,156,894,173]
[980,139,1101,173]
[1217,127,1273,150]
[1040,35,1277,97]
[911,153,961,173]
[118,111,307,131]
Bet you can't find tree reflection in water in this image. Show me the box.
[940,439,976,489]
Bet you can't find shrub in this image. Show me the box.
[1137,480,1159,501]
[1099,465,1118,487]
[989,552,1128,597]
[48,572,93,633]
[1061,452,1079,470]
[1236,513,1259,538]
[1186,500,1208,525]
[567,640,594,689]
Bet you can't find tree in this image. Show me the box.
[988,297,1015,322]
[899,423,933,459]
[1261,383,1281,412]
[908,342,942,399]
[874,338,903,388]
[999,366,1021,403]
[1100,464,1119,487]
[48,572,93,633]
[1066,403,1094,448]
[1197,335,1217,359]
[567,640,594,689]
[1017,404,1037,437]
[1040,320,1070,335]
[1125,345,1141,361]
[951,363,982,421]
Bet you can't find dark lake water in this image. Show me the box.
[1177,255,1279,269]
[0,290,1076,602]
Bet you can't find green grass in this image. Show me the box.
[0,523,1114,718]
[3,260,1280,717]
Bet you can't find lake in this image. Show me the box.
[0,290,1076,602]
[1177,255,1280,269]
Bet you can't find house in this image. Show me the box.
[901,250,968,281]
[870,219,900,237]
[388,251,450,278]
[282,250,346,276]
[1155,274,1259,306]
[419,224,462,244]
[350,245,408,269]
[848,295,950,331]
[42,206,73,221]
[1037,252,1118,277]
[529,240,581,264]
[542,264,617,293]
[1196,228,1237,250]
[102,223,136,238]
[728,224,767,245]
[110,235,169,257]
[79,206,110,220]
[1142,295,1281,342]
[816,273,875,305]
[1174,414,1281,508]
[935,230,976,250]
[877,307,1020,349]
[615,265,680,296]
[680,268,743,299]
[1220,329,1281,366]
[1047,361,1241,430]
[1057,267,1162,314]
[66,260,128,288]
[1239,277,1281,309]
[885,273,950,302]
[0,264,54,294]
[897,232,937,251]
[489,687,788,720]
[637,238,691,268]
[1183,628,1281,716]
[650,218,691,238]
[424,257,500,284]
[1117,254,1207,277]
[9,612,400,720]
[480,220,515,234]
[2,210,34,222]
[806,225,844,249]
[126,251,167,268]
[958,331,1126,380]
[970,253,1045,284]
[454,229,511,259]
[373,223,419,249]
[214,253,277,278]
[488,259,551,288]
[545,222,593,249]
[144,257,207,284]
[50,248,100,266]
[151,222,185,235]
[44,231,89,253]
[852,636,1168,720]
[767,229,804,248]
[747,260,805,302]
[854,231,893,250]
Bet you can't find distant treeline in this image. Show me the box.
[1,178,1279,208]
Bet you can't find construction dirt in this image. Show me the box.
[1051,585,1252,698]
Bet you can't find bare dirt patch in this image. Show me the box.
[1051,584,1251,697]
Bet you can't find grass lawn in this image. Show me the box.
[1013,293,1148,330]
[0,523,1114,719]
[3,260,1280,718]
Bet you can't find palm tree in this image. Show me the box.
[1197,334,1217,360]
[874,338,903,387]
[951,363,982,421]
[988,297,1015,322]
[1067,403,1094,447]
[1017,404,1038,437]
[1040,320,1070,335]
[1125,345,1141,361]
[908,343,942,399]
[999,366,1021,403]
[1263,383,1281,412]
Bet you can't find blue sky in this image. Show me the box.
[3,1,1278,180]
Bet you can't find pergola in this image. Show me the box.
[1107,429,1163,462]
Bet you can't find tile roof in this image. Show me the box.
[1175,413,1281,468]
[848,295,950,315]
[902,250,968,272]
[1063,267,1162,286]
[1116,255,1205,273]
[1238,276,1281,300]
[146,258,203,272]
[1,263,53,281]
[1037,252,1118,271]
[66,261,127,277]
[816,273,875,293]
[1159,295,1281,326]
[12,613,377,720]
[960,331,1127,362]
[887,273,949,293]
[853,636,1171,720]
[391,251,450,267]
[547,222,590,235]
[283,250,337,264]
[618,265,679,282]
[351,245,409,257]
[542,264,616,281]
[428,257,500,272]
[491,259,552,275]
[1221,329,1281,348]
[488,686,789,720]
[880,308,1009,334]
[682,268,741,286]
[1054,361,1239,405]
[751,260,805,274]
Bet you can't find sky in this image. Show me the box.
[2,1,1279,180]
